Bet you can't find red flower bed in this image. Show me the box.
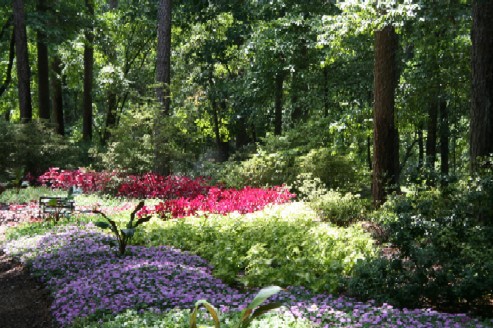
[38,168,118,193]
[116,174,210,199]
[152,186,295,218]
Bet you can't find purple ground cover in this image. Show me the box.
[3,224,492,327]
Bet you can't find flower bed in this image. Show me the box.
[3,224,491,327]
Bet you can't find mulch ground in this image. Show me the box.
[0,225,56,328]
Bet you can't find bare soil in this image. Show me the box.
[0,227,55,328]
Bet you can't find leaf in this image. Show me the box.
[94,221,111,230]
[190,300,220,328]
[246,286,282,310]
[248,302,282,321]
[130,201,146,222]
[121,228,135,237]
[135,216,152,227]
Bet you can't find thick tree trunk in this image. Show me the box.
[274,72,284,136]
[51,55,64,135]
[426,100,438,170]
[13,0,33,122]
[372,25,399,206]
[0,28,15,98]
[156,0,172,115]
[82,0,94,142]
[439,99,449,175]
[37,0,50,120]
[470,0,493,171]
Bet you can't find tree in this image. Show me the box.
[0,19,14,100]
[36,0,51,120]
[372,25,399,206]
[83,0,94,142]
[470,0,493,171]
[13,0,33,122]
[156,0,172,114]
[50,55,64,135]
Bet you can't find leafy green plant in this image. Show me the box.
[190,286,282,328]
[93,201,152,255]
[309,190,369,226]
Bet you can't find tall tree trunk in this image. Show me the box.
[50,55,64,135]
[417,127,424,170]
[13,0,33,122]
[470,0,493,171]
[439,99,449,175]
[235,114,250,149]
[291,40,308,123]
[323,66,330,117]
[156,0,172,115]
[426,100,438,170]
[372,25,399,206]
[82,0,94,142]
[274,72,284,136]
[37,0,50,120]
[0,27,15,98]
[102,0,118,144]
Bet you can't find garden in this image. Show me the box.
[1,168,492,327]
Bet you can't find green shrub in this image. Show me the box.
[347,179,493,311]
[0,121,79,179]
[135,203,377,293]
[0,186,64,204]
[309,190,369,226]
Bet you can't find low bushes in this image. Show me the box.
[347,178,493,313]
[135,203,377,293]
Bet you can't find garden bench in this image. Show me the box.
[39,196,75,219]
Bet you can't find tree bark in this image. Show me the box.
[426,100,438,170]
[83,0,94,142]
[470,0,493,171]
[50,55,64,135]
[274,72,284,136]
[439,99,449,175]
[417,127,424,170]
[102,0,119,144]
[0,27,15,98]
[36,0,50,120]
[156,0,172,115]
[13,0,33,122]
[372,25,399,206]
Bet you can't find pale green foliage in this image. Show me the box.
[310,190,369,226]
[70,308,312,328]
[90,106,155,173]
[136,203,376,292]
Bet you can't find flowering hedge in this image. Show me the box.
[151,186,295,218]
[38,168,118,193]
[116,174,210,199]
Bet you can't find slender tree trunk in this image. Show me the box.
[417,128,424,170]
[291,40,308,122]
[372,25,399,206]
[102,0,118,144]
[51,55,64,135]
[156,0,172,115]
[439,99,449,175]
[235,115,250,149]
[470,0,493,171]
[13,0,33,122]
[274,72,284,136]
[0,28,15,98]
[323,66,330,117]
[82,0,94,142]
[426,100,438,170]
[37,0,50,120]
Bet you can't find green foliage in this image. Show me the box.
[190,286,282,328]
[135,203,376,293]
[4,217,92,242]
[94,201,152,255]
[0,122,79,179]
[0,186,62,204]
[309,190,369,226]
[347,177,493,311]
[70,308,311,328]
